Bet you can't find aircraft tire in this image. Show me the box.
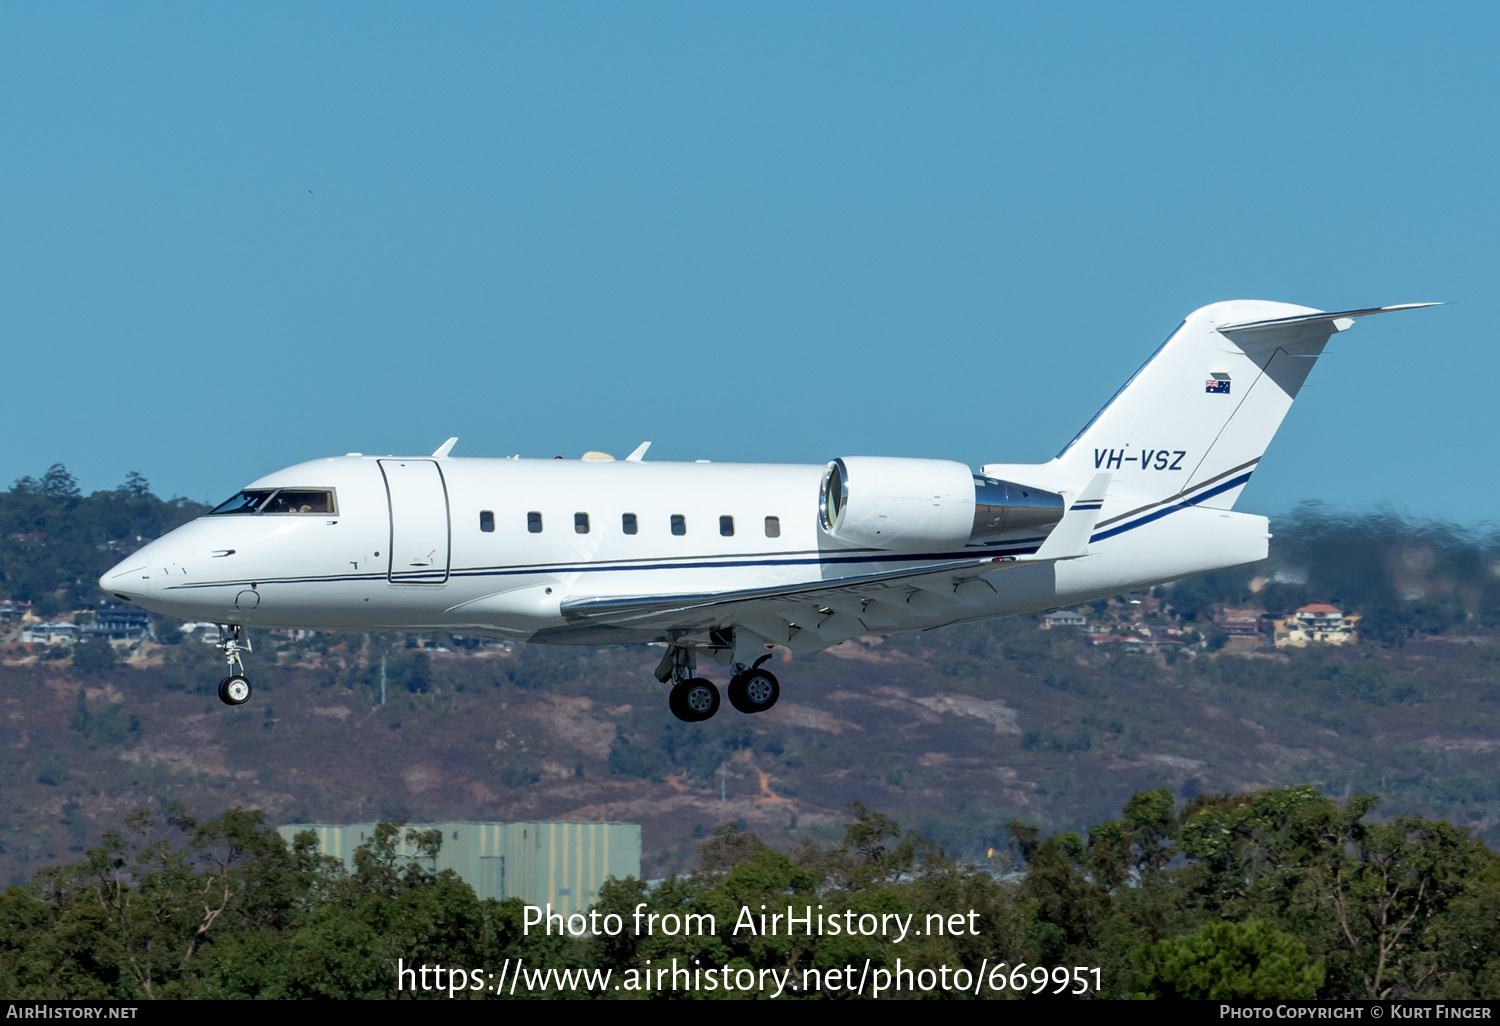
[217,675,252,706]
[669,679,719,722]
[728,669,780,714]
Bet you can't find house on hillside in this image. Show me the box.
[178,622,222,644]
[269,628,323,642]
[1088,632,1183,653]
[1040,609,1086,629]
[22,622,79,646]
[86,601,152,642]
[1274,603,1359,648]
[1128,635,1183,654]
[1216,610,1266,636]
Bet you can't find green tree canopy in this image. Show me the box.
[1133,919,1325,999]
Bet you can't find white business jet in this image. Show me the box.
[101,300,1433,721]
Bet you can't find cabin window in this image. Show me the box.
[527,512,543,533]
[575,513,590,534]
[719,515,734,537]
[479,511,495,533]
[765,516,781,538]
[671,514,686,536]
[622,513,638,535]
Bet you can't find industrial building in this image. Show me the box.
[276,819,641,916]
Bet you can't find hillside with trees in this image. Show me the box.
[0,465,206,616]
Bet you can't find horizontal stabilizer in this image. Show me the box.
[1218,303,1441,336]
[1025,473,1109,561]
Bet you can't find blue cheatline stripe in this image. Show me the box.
[1089,472,1253,542]
[159,540,1049,593]
[1093,457,1260,530]
[157,477,1246,599]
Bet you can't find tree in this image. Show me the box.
[1321,815,1493,998]
[121,472,150,499]
[72,638,117,675]
[1012,823,1113,966]
[697,822,767,871]
[346,821,446,897]
[39,465,80,502]
[1176,787,1500,998]
[1134,920,1324,999]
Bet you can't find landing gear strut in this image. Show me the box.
[215,624,253,706]
[655,635,780,722]
[656,641,720,722]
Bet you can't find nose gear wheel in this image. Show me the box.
[218,675,252,705]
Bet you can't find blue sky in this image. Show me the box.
[0,4,1493,523]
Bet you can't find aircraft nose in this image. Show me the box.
[99,558,150,602]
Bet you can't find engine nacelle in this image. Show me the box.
[819,457,1065,551]
[970,476,1066,543]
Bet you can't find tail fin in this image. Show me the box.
[985,301,1435,520]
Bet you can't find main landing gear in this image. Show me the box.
[214,624,254,706]
[727,664,780,715]
[656,640,780,723]
[668,678,721,722]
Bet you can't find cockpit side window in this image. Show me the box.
[208,489,276,515]
[261,489,337,515]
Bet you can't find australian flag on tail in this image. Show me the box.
[1206,374,1231,394]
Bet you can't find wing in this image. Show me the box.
[561,553,1014,653]
[557,473,1111,653]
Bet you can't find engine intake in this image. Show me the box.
[819,457,1065,551]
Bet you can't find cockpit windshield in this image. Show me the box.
[208,489,275,515]
[207,488,337,516]
[262,490,335,514]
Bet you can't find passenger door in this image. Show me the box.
[379,459,451,584]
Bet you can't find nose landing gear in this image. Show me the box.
[214,624,254,706]
[218,675,252,705]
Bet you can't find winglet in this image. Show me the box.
[432,437,458,458]
[1027,473,1110,561]
[625,441,651,462]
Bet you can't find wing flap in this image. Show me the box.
[559,553,1011,628]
